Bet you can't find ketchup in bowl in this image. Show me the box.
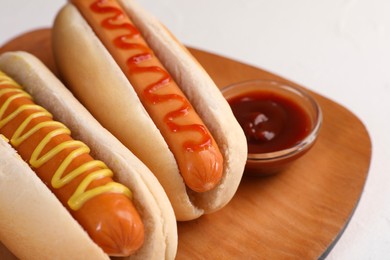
[228,91,311,154]
[221,80,322,176]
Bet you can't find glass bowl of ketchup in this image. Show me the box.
[221,79,322,176]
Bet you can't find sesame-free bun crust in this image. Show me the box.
[52,1,247,221]
[0,51,177,259]
[0,137,108,260]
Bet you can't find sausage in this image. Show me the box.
[71,0,223,193]
[0,70,144,257]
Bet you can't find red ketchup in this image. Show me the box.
[90,0,212,152]
[228,91,312,154]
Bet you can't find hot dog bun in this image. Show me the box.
[52,0,247,221]
[0,51,177,259]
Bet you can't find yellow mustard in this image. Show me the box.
[0,70,132,210]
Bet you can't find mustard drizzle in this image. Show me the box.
[0,71,132,210]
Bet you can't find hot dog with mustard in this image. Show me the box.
[0,51,177,260]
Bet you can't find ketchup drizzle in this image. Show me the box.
[90,0,211,152]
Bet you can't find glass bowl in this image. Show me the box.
[221,79,322,176]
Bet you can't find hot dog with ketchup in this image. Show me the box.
[53,0,247,221]
[0,51,177,259]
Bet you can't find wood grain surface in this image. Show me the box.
[0,28,371,259]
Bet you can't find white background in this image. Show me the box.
[1,1,389,259]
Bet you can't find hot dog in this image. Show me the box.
[0,69,143,256]
[53,0,247,220]
[0,51,177,259]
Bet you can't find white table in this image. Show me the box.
[1,1,389,259]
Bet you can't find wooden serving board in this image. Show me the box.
[0,29,371,259]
